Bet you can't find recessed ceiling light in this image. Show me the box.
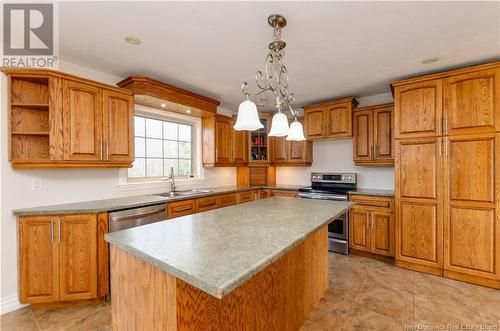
[160,103,167,108]
[422,57,439,64]
[186,109,192,114]
[125,36,141,45]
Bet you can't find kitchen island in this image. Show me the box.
[105,197,352,331]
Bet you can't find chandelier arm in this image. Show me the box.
[242,86,274,98]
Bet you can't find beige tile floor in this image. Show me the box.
[2,253,499,331]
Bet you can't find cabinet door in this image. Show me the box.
[19,216,59,304]
[373,106,394,162]
[304,106,326,139]
[271,137,287,164]
[395,138,443,273]
[443,133,500,283]
[327,103,352,138]
[272,190,298,198]
[167,200,196,218]
[371,211,394,257]
[63,80,103,161]
[59,214,97,301]
[102,89,134,162]
[443,68,500,135]
[349,208,371,252]
[196,196,220,212]
[394,80,442,139]
[353,109,373,162]
[215,118,233,164]
[233,124,248,165]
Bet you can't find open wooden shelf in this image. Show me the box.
[12,131,50,136]
[10,103,49,110]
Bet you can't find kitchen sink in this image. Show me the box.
[153,189,212,198]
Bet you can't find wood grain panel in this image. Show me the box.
[371,211,394,257]
[196,196,221,212]
[63,80,102,161]
[398,202,442,267]
[398,138,439,199]
[353,109,373,162]
[304,106,325,139]
[110,246,177,331]
[237,191,254,204]
[219,193,237,207]
[233,121,248,165]
[102,89,134,162]
[97,213,109,298]
[59,214,97,301]
[19,216,59,304]
[327,105,351,137]
[373,106,394,161]
[168,200,196,218]
[444,68,500,135]
[11,107,49,132]
[49,76,64,160]
[10,77,49,104]
[270,137,287,164]
[447,135,494,203]
[394,80,442,138]
[271,190,298,198]
[11,135,49,160]
[349,208,370,252]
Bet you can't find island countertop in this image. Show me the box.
[105,197,352,299]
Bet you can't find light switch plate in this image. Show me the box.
[368,173,376,180]
[31,179,42,191]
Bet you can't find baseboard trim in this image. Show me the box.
[1,294,28,315]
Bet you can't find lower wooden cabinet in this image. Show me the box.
[196,196,220,212]
[19,213,103,304]
[237,190,255,204]
[219,193,237,207]
[272,190,298,198]
[167,199,197,218]
[348,195,394,257]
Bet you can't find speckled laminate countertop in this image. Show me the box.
[12,185,306,216]
[348,188,394,197]
[105,197,352,299]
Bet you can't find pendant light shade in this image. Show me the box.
[268,112,290,137]
[233,100,264,131]
[286,119,306,141]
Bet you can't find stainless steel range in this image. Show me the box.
[298,172,356,255]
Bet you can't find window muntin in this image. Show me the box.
[128,116,193,179]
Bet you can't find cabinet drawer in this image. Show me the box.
[167,200,196,218]
[237,191,254,204]
[220,193,237,207]
[272,190,298,198]
[196,196,220,212]
[260,189,273,199]
[349,194,394,211]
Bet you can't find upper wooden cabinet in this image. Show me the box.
[270,118,313,166]
[443,68,500,135]
[2,69,134,168]
[353,103,394,166]
[394,80,442,139]
[304,97,358,140]
[233,121,249,165]
[202,114,234,166]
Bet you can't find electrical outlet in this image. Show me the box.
[368,173,376,181]
[31,179,42,191]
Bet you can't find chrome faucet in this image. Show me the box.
[168,166,176,195]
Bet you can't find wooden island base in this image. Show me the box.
[110,227,328,331]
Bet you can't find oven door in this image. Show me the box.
[328,212,348,241]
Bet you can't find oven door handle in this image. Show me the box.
[298,193,348,201]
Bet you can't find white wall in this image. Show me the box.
[0,61,235,314]
[276,93,395,189]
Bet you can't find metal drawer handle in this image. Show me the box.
[50,218,54,243]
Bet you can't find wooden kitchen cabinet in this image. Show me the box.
[443,68,500,135]
[353,103,394,166]
[270,118,313,166]
[19,213,101,304]
[349,195,394,257]
[237,190,256,204]
[394,79,443,139]
[59,214,98,301]
[202,114,234,166]
[304,97,358,140]
[2,69,134,168]
[233,120,249,165]
[196,196,221,212]
[392,61,500,288]
[167,199,197,218]
[102,89,134,162]
[219,193,238,207]
[272,190,298,198]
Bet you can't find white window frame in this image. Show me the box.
[118,104,206,190]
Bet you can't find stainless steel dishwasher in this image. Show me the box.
[109,203,167,232]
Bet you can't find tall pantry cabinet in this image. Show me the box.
[393,62,500,288]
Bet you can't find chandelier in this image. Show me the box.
[233,14,305,141]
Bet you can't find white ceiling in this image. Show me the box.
[60,1,500,112]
